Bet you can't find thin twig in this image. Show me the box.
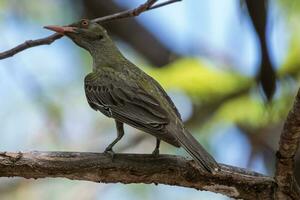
[92,0,158,23]
[92,0,181,23]
[0,0,181,60]
[0,33,62,60]
[149,0,181,10]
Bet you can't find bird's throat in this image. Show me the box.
[89,41,126,71]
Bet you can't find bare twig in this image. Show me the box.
[0,151,275,200]
[275,89,300,199]
[92,0,181,23]
[91,0,158,23]
[0,0,181,60]
[0,33,62,59]
[150,0,181,10]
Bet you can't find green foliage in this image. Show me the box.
[277,0,300,78]
[145,58,295,130]
[276,0,300,18]
[279,36,300,78]
[147,58,252,103]
[211,93,292,129]
[0,0,76,24]
[213,95,267,128]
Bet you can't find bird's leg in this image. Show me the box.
[152,138,160,156]
[104,120,124,155]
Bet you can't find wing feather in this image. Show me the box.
[84,72,170,134]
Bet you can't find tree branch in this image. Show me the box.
[275,89,300,199]
[83,0,179,66]
[0,151,274,200]
[0,0,181,60]
[0,33,62,60]
[91,0,181,23]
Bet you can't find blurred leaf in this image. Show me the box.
[211,92,292,129]
[276,0,300,17]
[213,95,266,128]
[277,0,300,78]
[146,58,252,103]
[279,36,300,78]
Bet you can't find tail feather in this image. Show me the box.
[176,129,220,173]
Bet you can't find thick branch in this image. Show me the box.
[0,151,274,200]
[0,0,181,60]
[275,89,300,199]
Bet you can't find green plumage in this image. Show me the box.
[46,19,220,173]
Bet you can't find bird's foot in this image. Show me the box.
[104,147,115,160]
[152,148,159,157]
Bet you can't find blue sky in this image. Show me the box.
[0,0,289,199]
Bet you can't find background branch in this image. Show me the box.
[83,0,179,66]
[1,1,300,199]
[0,0,181,60]
[0,151,274,200]
[245,0,276,100]
[0,33,62,60]
[91,0,181,23]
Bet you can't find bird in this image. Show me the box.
[44,19,220,173]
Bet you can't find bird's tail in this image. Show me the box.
[176,128,220,173]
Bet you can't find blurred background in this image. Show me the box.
[0,0,300,199]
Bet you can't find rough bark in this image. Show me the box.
[275,89,300,199]
[2,89,300,199]
[1,0,300,198]
[0,151,274,200]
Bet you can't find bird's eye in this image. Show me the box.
[81,19,89,28]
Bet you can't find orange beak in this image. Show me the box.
[44,25,77,34]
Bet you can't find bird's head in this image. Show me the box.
[44,19,109,51]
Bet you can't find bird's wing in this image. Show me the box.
[151,78,182,120]
[84,72,171,135]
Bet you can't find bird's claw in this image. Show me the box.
[104,147,115,160]
[152,148,159,157]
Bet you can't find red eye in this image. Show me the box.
[81,19,89,27]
